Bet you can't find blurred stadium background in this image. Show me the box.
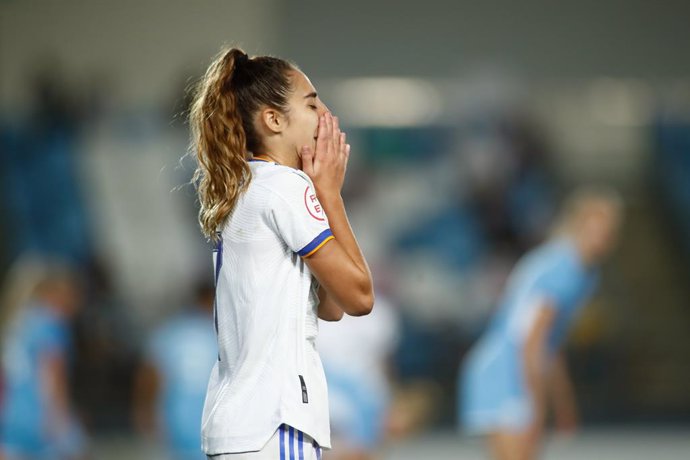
[1,0,690,458]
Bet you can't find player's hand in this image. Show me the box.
[554,400,579,435]
[301,112,350,200]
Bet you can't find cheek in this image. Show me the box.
[304,112,319,137]
[290,108,319,145]
[308,109,319,127]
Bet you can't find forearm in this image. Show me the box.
[302,112,373,315]
[317,286,344,321]
[307,192,374,316]
[522,304,556,427]
[524,352,548,419]
[41,354,72,435]
[549,353,578,426]
[550,355,572,399]
[522,357,549,460]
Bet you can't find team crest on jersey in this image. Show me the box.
[304,185,325,221]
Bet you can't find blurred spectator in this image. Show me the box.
[462,114,555,255]
[70,259,140,432]
[0,67,92,266]
[0,260,89,459]
[132,281,217,460]
[459,187,623,460]
[318,292,400,460]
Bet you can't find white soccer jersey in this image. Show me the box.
[201,159,334,455]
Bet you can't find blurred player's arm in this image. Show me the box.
[522,301,556,431]
[317,285,344,321]
[548,352,578,433]
[132,361,160,439]
[40,352,75,441]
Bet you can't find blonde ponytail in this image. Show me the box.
[189,48,294,240]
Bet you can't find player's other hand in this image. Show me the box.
[301,112,350,200]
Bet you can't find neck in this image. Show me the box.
[255,143,300,169]
[573,235,597,267]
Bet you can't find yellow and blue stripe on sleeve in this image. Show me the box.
[298,229,334,258]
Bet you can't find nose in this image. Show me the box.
[317,101,330,117]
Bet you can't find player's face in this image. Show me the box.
[283,70,329,165]
[583,203,621,262]
[51,279,82,318]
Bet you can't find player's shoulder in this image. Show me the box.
[528,239,574,269]
[25,305,69,348]
[30,305,63,331]
[528,239,583,290]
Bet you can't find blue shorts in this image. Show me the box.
[459,338,533,434]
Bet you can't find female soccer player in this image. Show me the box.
[460,188,622,460]
[0,263,88,459]
[189,48,374,459]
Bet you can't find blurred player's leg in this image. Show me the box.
[487,431,525,460]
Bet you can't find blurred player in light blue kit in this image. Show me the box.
[0,263,88,460]
[460,187,623,460]
[133,282,217,460]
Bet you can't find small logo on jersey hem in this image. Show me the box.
[299,375,309,403]
[304,186,325,221]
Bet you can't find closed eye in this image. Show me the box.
[308,104,317,110]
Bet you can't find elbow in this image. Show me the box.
[345,289,374,317]
[320,308,345,322]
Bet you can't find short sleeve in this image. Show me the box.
[533,262,577,310]
[267,171,334,257]
[37,316,70,356]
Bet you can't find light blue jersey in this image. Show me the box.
[1,303,84,458]
[146,309,217,460]
[460,238,598,433]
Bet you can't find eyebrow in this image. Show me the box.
[304,92,318,99]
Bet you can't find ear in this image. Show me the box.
[260,107,286,134]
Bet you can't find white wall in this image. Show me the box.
[280,0,690,80]
[0,0,281,110]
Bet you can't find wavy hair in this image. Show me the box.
[189,47,294,240]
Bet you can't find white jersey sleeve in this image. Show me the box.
[266,170,334,257]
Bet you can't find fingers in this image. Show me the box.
[316,112,339,158]
[325,112,334,141]
[329,114,339,160]
[333,115,340,144]
[314,114,328,155]
[305,112,349,192]
[339,132,346,152]
[315,111,350,163]
[301,145,314,175]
